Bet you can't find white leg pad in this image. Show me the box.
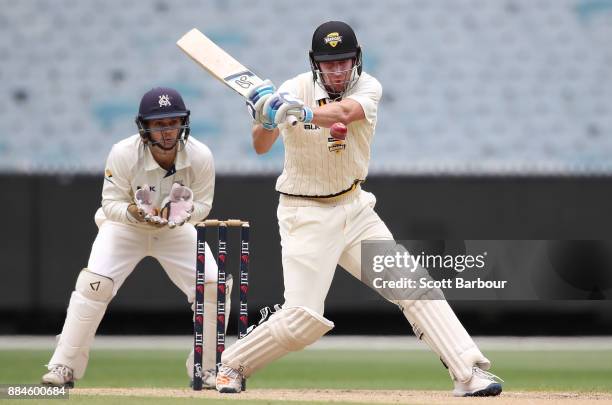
[186,276,233,378]
[48,269,113,379]
[221,306,334,377]
[398,291,490,383]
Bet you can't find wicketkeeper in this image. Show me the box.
[41,87,230,389]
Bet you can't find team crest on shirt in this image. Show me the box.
[324,32,342,47]
[328,137,346,153]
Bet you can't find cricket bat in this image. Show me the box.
[177,28,298,125]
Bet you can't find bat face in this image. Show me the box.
[177,28,299,126]
[222,70,262,97]
[176,28,262,98]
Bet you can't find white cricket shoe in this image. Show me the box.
[453,367,503,397]
[41,365,74,388]
[216,364,243,393]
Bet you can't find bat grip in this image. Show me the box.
[285,108,303,126]
[286,115,298,126]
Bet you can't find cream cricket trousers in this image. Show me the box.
[278,189,393,315]
[276,189,490,383]
[47,220,219,379]
[88,220,218,298]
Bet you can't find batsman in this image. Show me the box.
[41,87,230,389]
[215,21,503,397]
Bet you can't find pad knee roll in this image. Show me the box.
[75,269,114,303]
[221,306,334,377]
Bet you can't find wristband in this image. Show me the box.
[301,106,314,123]
[262,122,277,130]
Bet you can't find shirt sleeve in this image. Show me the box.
[189,147,215,223]
[346,75,382,125]
[101,144,136,224]
[278,77,298,94]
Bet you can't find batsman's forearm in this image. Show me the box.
[252,125,280,154]
[311,99,365,128]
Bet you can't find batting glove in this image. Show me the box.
[246,79,277,130]
[266,92,313,126]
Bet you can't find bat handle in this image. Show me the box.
[286,115,298,126]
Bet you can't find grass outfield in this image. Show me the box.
[0,349,611,404]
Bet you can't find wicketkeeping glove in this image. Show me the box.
[161,183,194,228]
[134,185,168,225]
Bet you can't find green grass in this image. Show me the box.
[0,348,611,404]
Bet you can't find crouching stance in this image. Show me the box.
[42,87,229,389]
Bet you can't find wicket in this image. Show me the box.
[193,219,250,391]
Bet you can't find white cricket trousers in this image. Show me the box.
[89,221,218,297]
[47,220,218,379]
[278,189,393,315]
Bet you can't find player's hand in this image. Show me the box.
[266,92,313,125]
[246,79,277,130]
[160,183,194,228]
[134,186,168,226]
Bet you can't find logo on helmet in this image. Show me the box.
[324,32,342,47]
[158,94,172,107]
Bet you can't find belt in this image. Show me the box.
[279,182,363,207]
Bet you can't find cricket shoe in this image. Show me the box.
[453,367,503,397]
[41,365,75,388]
[189,368,217,389]
[216,364,244,393]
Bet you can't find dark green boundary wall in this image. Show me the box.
[1,174,611,335]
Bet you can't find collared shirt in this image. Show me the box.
[275,71,382,197]
[94,134,214,228]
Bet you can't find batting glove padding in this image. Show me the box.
[266,92,313,125]
[246,79,277,130]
